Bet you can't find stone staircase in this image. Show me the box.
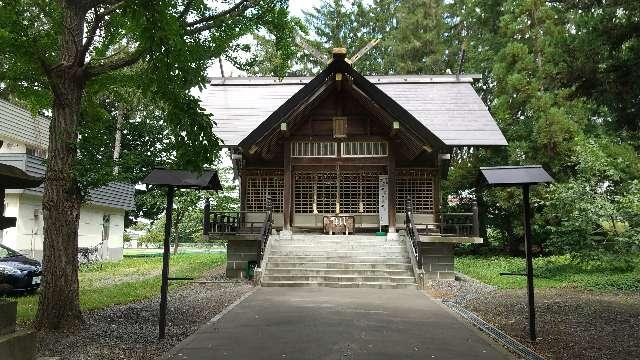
[261,234,417,289]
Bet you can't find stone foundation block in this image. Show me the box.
[420,243,455,281]
[226,240,258,279]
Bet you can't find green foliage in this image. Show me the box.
[248,0,401,76]
[457,255,640,292]
[0,0,297,191]
[3,253,226,322]
[441,0,640,257]
[389,0,448,74]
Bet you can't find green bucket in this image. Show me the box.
[246,260,257,279]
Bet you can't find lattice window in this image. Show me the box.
[294,170,381,214]
[339,172,360,213]
[341,141,388,157]
[294,172,315,214]
[245,175,284,212]
[396,169,435,214]
[291,141,337,157]
[339,171,380,214]
[315,172,337,213]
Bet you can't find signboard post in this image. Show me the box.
[479,165,554,342]
[142,169,223,340]
[378,175,389,228]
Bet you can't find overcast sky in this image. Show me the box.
[289,0,322,16]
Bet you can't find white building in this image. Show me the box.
[0,99,135,261]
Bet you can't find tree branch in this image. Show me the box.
[81,1,125,62]
[178,0,195,21]
[86,0,124,11]
[86,47,145,77]
[186,0,253,28]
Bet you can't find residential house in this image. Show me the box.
[0,99,135,261]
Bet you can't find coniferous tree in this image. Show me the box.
[389,0,449,74]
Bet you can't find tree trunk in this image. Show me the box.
[172,212,183,255]
[113,104,124,175]
[505,221,520,256]
[35,3,86,331]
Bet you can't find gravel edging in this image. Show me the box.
[424,271,496,305]
[34,266,254,360]
[425,272,640,360]
[424,272,543,360]
[443,300,545,360]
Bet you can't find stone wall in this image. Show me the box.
[420,243,455,280]
[226,240,258,278]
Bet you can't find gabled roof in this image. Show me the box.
[0,153,136,210]
[197,60,507,148]
[0,99,49,148]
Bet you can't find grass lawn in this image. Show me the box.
[2,252,226,323]
[456,254,640,292]
[123,246,225,257]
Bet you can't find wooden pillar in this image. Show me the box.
[283,141,292,230]
[387,147,397,233]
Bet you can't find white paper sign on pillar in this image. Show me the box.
[378,175,389,226]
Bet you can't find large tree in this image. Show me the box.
[0,0,295,330]
[388,0,448,74]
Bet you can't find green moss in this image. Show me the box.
[456,254,640,292]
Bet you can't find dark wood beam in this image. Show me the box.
[291,157,388,166]
[283,140,292,230]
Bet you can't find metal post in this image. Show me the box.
[159,186,175,340]
[203,197,211,235]
[523,185,536,341]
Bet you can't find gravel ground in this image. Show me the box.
[465,288,640,360]
[424,273,496,304]
[425,273,640,360]
[34,266,254,360]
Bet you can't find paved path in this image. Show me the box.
[165,287,513,360]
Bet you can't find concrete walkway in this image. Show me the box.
[165,287,513,360]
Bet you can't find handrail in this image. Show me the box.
[404,198,422,269]
[418,203,480,237]
[203,203,266,235]
[256,197,273,267]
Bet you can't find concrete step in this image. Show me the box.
[279,239,400,244]
[264,268,414,277]
[268,255,410,263]
[269,250,408,257]
[271,241,405,250]
[290,235,385,240]
[261,274,416,283]
[278,237,400,242]
[262,233,415,289]
[266,261,413,270]
[0,330,36,360]
[261,281,418,289]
